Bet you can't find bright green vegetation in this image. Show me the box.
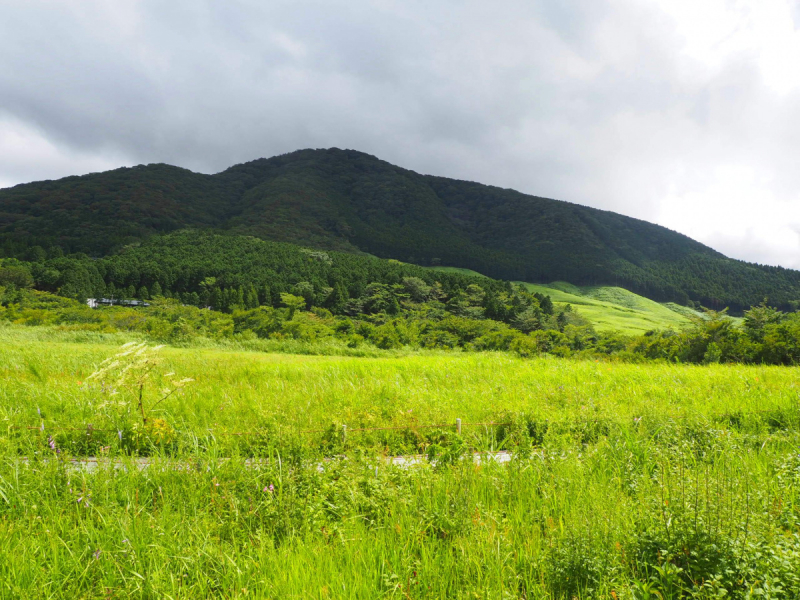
[4,148,800,311]
[2,330,799,444]
[3,434,799,598]
[519,281,694,335]
[5,147,800,598]
[1,331,800,597]
[0,228,750,343]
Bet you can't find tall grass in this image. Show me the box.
[0,426,798,597]
[1,328,798,454]
[1,326,799,597]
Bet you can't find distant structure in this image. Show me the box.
[86,298,150,309]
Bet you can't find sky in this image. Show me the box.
[1,0,800,267]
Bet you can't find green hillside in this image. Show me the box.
[519,281,695,334]
[424,268,696,334]
[3,148,800,311]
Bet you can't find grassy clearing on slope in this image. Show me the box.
[424,265,490,278]
[426,266,697,334]
[519,281,693,334]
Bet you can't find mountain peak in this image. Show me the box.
[1,149,797,310]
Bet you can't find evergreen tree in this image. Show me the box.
[261,284,272,307]
[245,285,259,309]
[210,287,222,310]
[324,281,349,312]
[235,287,245,309]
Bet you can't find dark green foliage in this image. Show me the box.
[2,148,799,311]
[0,232,562,351]
[8,229,529,319]
[0,265,33,288]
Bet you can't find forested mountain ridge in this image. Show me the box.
[2,147,798,311]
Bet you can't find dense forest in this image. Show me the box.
[2,148,799,312]
[4,255,800,366]
[0,230,556,328]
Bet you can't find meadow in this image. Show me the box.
[0,324,799,598]
[429,267,697,335]
[518,282,698,335]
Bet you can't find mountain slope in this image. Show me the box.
[2,148,798,311]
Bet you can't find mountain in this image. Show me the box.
[2,148,798,311]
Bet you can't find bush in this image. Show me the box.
[0,266,34,288]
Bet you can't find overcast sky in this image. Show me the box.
[1,1,800,267]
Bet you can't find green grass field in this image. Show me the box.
[2,324,796,447]
[1,326,799,597]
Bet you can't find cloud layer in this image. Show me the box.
[2,0,799,267]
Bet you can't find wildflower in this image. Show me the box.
[36,407,41,418]
[269,484,275,492]
[117,430,123,442]
[77,497,83,503]
[48,436,56,451]
[93,549,101,560]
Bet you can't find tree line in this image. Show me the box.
[0,230,556,332]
